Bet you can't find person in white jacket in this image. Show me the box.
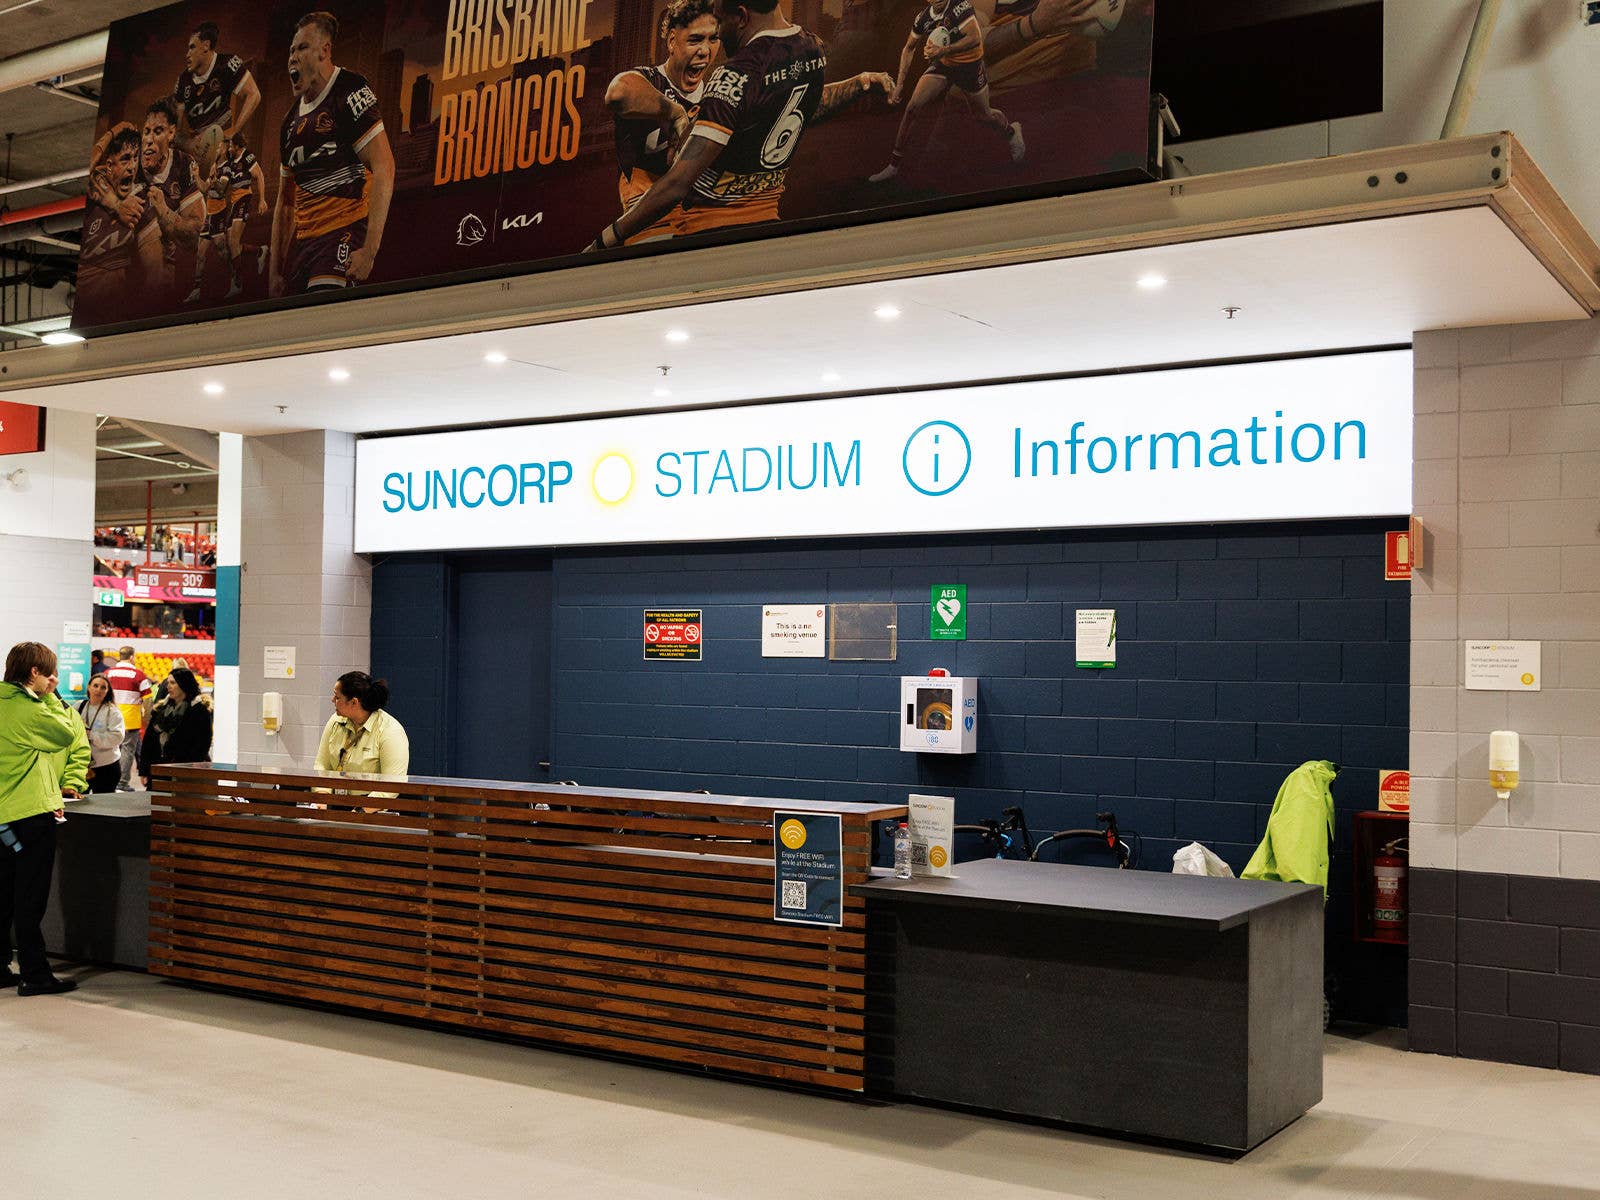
[76,674,127,795]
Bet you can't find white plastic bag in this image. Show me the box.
[1172,841,1235,878]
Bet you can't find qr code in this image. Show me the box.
[781,879,807,910]
[912,843,928,866]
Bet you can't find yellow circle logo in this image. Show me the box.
[1521,673,1535,686]
[779,819,807,850]
[929,845,948,868]
[591,452,635,505]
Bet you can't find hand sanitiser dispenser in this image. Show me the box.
[899,674,977,754]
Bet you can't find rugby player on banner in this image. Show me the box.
[269,11,394,295]
[605,0,721,244]
[588,0,892,250]
[868,0,1024,184]
[172,21,262,174]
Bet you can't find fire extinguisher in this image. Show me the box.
[1372,838,1409,943]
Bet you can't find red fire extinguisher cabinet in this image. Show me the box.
[1353,810,1409,945]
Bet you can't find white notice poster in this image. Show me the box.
[762,605,826,658]
[1465,641,1541,691]
[1076,609,1117,669]
[264,646,297,680]
[908,794,955,877]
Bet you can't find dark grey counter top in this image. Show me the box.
[850,858,1320,931]
[64,793,155,819]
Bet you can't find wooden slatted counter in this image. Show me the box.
[149,765,903,1091]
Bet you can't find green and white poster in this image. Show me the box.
[1076,609,1117,669]
[930,585,967,641]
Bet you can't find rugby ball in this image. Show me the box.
[201,123,223,153]
[926,25,952,49]
[1081,0,1123,38]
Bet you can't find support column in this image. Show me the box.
[211,432,242,764]
[235,430,370,769]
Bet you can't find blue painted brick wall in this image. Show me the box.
[374,517,1410,1016]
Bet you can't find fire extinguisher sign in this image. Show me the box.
[1385,530,1412,581]
[1379,769,1410,813]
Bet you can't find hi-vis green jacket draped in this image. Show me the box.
[1242,760,1338,897]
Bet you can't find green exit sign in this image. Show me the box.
[930,584,966,640]
[95,588,125,608]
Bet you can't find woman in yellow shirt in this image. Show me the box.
[313,671,410,784]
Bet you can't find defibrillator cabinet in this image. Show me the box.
[899,675,978,754]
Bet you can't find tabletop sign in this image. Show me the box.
[930,585,967,641]
[762,605,826,658]
[1378,769,1410,813]
[643,609,703,661]
[264,646,297,679]
[1465,641,1540,691]
[1076,609,1117,668]
[773,811,844,928]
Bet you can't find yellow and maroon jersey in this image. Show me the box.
[226,148,260,203]
[279,67,384,241]
[140,148,203,262]
[683,27,826,231]
[913,0,984,63]
[175,52,249,135]
[613,65,703,243]
[78,197,161,296]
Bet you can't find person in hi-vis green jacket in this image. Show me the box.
[1,641,89,995]
[1242,760,1338,897]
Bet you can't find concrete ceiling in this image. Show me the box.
[11,205,1586,438]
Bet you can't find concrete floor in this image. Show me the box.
[5,968,1599,1200]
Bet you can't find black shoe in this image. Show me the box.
[18,976,77,996]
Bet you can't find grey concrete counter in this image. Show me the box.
[853,859,1324,1153]
[43,792,153,970]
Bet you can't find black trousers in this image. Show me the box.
[0,811,59,982]
[89,763,120,794]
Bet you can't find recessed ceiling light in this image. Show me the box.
[664,329,690,344]
[874,304,901,320]
[484,351,508,365]
[652,387,672,398]
[328,367,351,382]
[1136,273,1168,290]
[202,382,225,396]
[821,371,841,383]
[40,330,85,345]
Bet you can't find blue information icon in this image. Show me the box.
[902,420,972,497]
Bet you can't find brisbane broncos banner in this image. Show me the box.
[75,0,1153,331]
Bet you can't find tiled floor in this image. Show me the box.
[7,967,1600,1199]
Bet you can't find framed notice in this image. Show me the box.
[1464,641,1540,691]
[773,811,844,928]
[762,605,825,658]
[643,609,702,661]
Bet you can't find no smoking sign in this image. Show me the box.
[643,609,703,661]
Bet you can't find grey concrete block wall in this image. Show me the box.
[235,430,370,769]
[0,533,93,652]
[1411,315,1600,1070]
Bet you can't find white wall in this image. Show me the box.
[0,407,95,652]
[1410,316,1600,879]
[1179,2,1600,239]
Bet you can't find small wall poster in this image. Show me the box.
[264,646,296,679]
[930,585,967,641]
[1076,609,1117,668]
[643,609,703,661]
[762,605,826,658]
[773,812,844,928]
[1464,641,1540,691]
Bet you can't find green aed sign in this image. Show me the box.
[930,584,967,641]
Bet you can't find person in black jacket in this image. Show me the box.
[153,667,212,768]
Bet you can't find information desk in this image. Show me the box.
[148,765,903,1091]
[853,860,1324,1152]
